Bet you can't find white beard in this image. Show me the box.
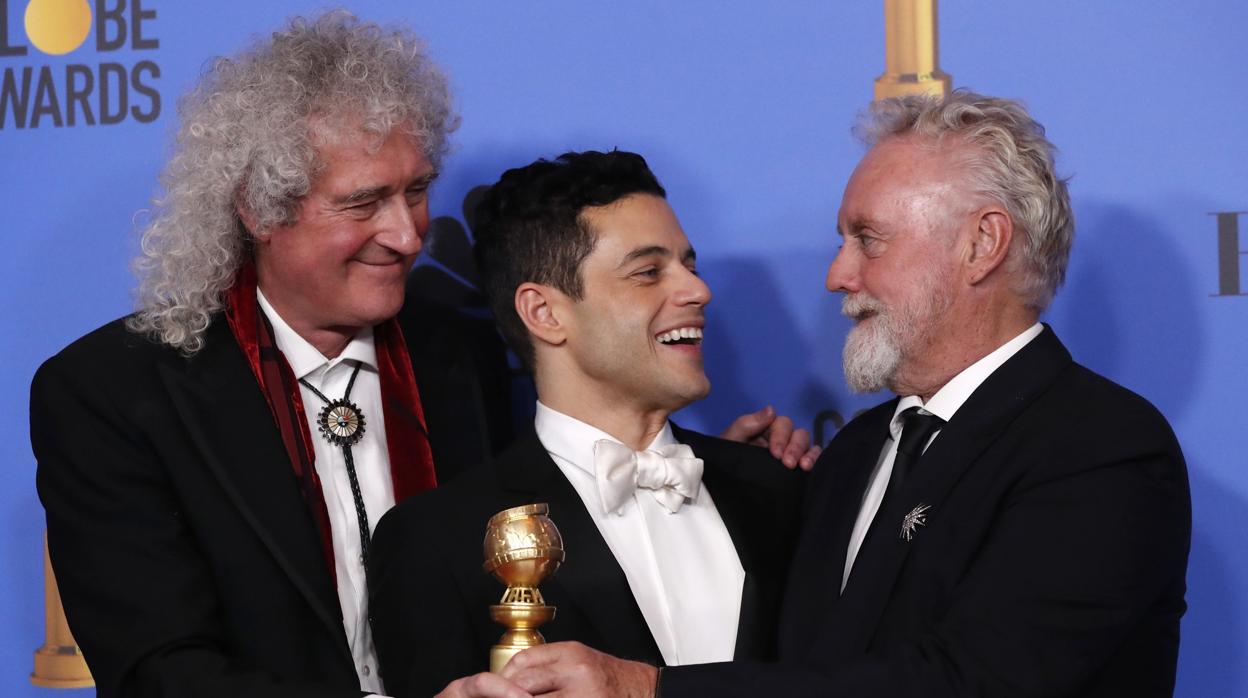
[841,294,902,393]
[840,267,952,394]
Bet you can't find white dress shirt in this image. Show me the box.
[535,402,745,665]
[257,290,392,695]
[841,323,1044,591]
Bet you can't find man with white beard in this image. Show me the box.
[478,90,1192,698]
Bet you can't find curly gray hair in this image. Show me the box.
[858,89,1074,311]
[127,11,457,353]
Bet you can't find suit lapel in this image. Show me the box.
[706,471,766,659]
[829,327,1073,655]
[824,409,894,591]
[778,404,891,655]
[677,429,768,658]
[496,434,662,663]
[157,321,349,661]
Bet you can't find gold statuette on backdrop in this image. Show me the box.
[483,504,565,673]
[875,0,952,100]
[31,533,93,688]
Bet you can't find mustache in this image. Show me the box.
[842,293,886,320]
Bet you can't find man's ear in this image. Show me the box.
[234,191,269,242]
[515,282,568,349]
[965,206,1014,285]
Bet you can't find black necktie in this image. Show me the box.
[845,407,947,591]
[882,406,945,505]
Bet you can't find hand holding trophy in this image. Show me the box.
[482,503,564,672]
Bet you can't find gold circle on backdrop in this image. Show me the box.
[24,0,93,56]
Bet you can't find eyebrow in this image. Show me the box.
[841,214,890,238]
[616,245,697,269]
[333,186,387,206]
[408,171,439,189]
[332,172,439,206]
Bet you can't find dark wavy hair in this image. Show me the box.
[473,150,666,370]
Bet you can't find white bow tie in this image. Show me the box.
[593,440,704,515]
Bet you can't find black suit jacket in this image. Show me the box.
[30,302,514,698]
[368,426,805,698]
[662,327,1191,697]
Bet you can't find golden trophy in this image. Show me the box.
[482,503,564,673]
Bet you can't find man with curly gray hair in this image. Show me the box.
[30,12,515,698]
[487,91,1190,698]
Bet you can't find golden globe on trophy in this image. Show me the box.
[482,503,565,673]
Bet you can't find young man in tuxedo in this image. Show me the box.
[480,92,1191,698]
[368,150,806,698]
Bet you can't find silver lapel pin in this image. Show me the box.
[900,503,931,541]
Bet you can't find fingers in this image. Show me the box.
[501,642,657,698]
[502,641,579,673]
[797,443,823,471]
[437,672,533,698]
[502,643,586,696]
[719,406,775,445]
[721,408,825,470]
[506,664,564,696]
[766,415,796,462]
[776,423,815,469]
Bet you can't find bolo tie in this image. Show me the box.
[300,362,373,568]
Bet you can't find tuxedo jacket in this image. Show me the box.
[368,427,806,698]
[30,301,514,698]
[663,327,1191,698]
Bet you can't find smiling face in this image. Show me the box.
[252,124,436,356]
[826,136,970,393]
[553,193,711,415]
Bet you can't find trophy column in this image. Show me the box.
[31,533,93,688]
[875,0,952,100]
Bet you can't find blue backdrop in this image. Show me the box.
[3,1,1245,696]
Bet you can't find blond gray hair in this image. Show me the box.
[859,89,1074,311]
[127,11,456,353]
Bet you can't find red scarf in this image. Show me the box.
[224,262,437,577]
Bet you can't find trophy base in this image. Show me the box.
[488,602,556,673]
[31,645,94,688]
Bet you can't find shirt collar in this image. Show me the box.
[889,322,1043,438]
[256,288,377,380]
[534,401,677,478]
